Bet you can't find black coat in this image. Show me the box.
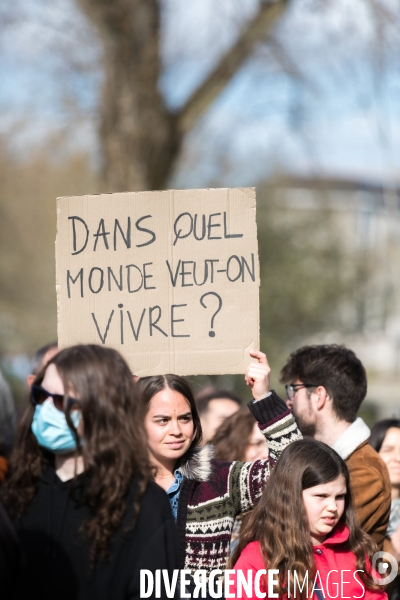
[0,501,22,599]
[9,466,178,600]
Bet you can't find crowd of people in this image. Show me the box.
[0,341,399,599]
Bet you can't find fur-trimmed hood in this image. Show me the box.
[177,444,214,482]
[332,417,370,460]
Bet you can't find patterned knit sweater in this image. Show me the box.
[175,390,301,576]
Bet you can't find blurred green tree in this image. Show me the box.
[0,133,99,356]
[192,179,377,397]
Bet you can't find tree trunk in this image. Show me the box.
[77,0,181,191]
[76,0,288,191]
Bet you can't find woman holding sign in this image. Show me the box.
[138,350,302,582]
[1,345,178,600]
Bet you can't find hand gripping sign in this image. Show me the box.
[56,188,260,376]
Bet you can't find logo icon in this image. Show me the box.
[372,551,398,585]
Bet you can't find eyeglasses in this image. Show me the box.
[30,386,77,412]
[285,383,319,400]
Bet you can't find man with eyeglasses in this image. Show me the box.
[280,343,391,551]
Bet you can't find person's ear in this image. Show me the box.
[27,374,36,388]
[314,386,328,410]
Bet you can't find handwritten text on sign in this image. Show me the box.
[56,188,260,376]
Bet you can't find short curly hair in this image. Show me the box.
[280,344,367,422]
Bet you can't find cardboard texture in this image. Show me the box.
[56,188,260,376]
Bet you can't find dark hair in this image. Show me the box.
[211,408,256,461]
[230,439,380,597]
[279,344,367,422]
[0,371,15,457]
[195,387,242,415]
[369,419,400,452]
[138,375,203,452]
[30,342,58,375]
[2,344,150,563]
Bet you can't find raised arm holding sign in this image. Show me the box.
[54,186,303,581]
[137,352,302,579]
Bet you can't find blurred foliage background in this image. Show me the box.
[0,0,400,419]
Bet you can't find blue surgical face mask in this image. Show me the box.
[31,400,81,454]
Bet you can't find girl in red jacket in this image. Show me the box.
[231,439,388,599]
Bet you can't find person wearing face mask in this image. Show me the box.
[1,344,178,600]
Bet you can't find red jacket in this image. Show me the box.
[231,523,387,599]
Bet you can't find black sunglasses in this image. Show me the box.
[30,386,77,412]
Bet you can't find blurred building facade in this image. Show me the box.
[264,175,400,419]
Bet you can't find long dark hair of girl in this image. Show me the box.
[137,374,203,467]
[229,439,381,597]
[1,344,151,563]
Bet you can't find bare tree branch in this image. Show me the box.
[361,0,397,26]
[176,0,289,134]
[266,36,318,92]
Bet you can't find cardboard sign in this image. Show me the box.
[56,188,259,376]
